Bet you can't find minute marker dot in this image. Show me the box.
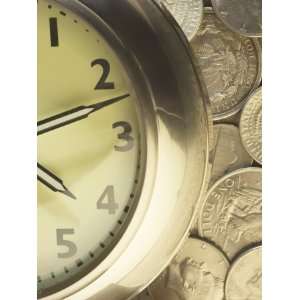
[76,259,83,267]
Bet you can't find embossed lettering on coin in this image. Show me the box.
[240,87,262,164]
[191,10,261,120]
[212,0,262,37]
[149,238,229,300]
[225,246,262,300]
[199,168,262,260]
[210,124,253,185]
[159,0,204,41]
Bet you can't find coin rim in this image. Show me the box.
[239,87,262,164]
[198,167,262,257]
[148,237,230,299]
[198,8,262,121]
[176,237,230,267]
[211,0,262,37]
[224,245,262,300]
[210,123,254,184]
[160,0,204,41]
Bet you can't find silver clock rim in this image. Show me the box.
[39,0,211,299]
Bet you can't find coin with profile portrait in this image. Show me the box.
[149,238,229,300]
[225,246,262,300]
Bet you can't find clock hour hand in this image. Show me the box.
[37,93,130,135]
[37,163,76,200]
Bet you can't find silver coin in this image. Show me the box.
[225,246,262,300]
[212,0,262,37]
[191,9,261,120]
[210,124,253,185]
[198,168,262,260]
[240,87,262,164]
[149,238,229,300]
[159,0,204,41]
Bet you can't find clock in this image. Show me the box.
[37,0,210,299]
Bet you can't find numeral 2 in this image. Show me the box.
[91,59,115,90]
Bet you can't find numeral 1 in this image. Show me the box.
[49,17,59,47]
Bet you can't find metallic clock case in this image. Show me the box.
[42,0,211,299]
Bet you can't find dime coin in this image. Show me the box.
[240,87,262,164]
[159,0,204,41]
[191,10,261,120]
[149,238,229,300]
[210,124,253,185]
[199,168,262,260]
[211,0,262,37]
[225,246,262,300]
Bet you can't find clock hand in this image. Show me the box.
[37,93,130,135]
[37,163,76,200]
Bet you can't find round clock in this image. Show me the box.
[37,0,210,299]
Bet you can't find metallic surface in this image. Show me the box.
[210,124,253,185]
[41,0,210,299]
[149,238,229,300]
[199,168,261,260]
[240,87,262,164]
[157,0,204,41]
[225,246,262,300]
[211,0,262,37]
[191,9,261,120]
[132,290,153,300]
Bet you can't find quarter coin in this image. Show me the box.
[199,168,262,260]
[210,124,253,185]
[149,238,229,300]
[211,0,262,37]
[191,10,261,120]
[225,246,262,300]
[159,0,204,41]
[240,87,262,164]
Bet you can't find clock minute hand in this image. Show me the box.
[37,93,130,135]
[37,163,76,200]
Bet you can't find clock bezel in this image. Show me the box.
[39,0,211,299]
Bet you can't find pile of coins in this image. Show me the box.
[135,0,262,299]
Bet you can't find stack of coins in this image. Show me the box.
[136,0,262,299]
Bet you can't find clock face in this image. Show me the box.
[37,0,142,296]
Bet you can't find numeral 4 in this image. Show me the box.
[97,185,119,215]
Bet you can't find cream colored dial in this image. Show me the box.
[38,0,142,296]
